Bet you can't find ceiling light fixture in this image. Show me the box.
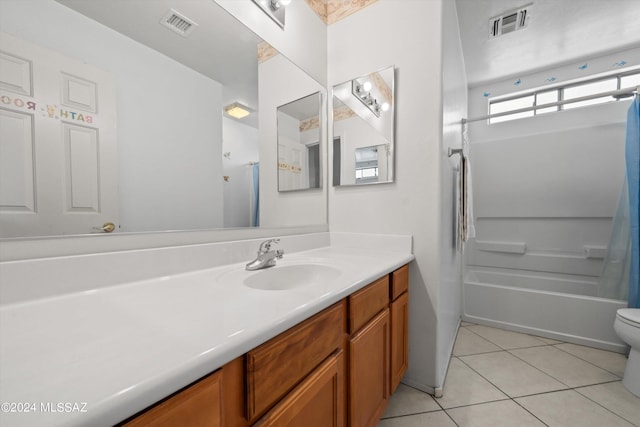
[225,103,251,119]
[252,0,289,29]
[352,79,385,117]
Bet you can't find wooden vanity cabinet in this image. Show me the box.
[390,265,409,394]
[121,264,410,427]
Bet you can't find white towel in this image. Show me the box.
[459,121,476,250]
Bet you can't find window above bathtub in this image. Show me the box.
[488,68,640,124]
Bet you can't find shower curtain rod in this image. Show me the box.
[462,85,640,124]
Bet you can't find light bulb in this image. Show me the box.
[362,81,372,92]
[381,102,390,112]
[279,0,292,5]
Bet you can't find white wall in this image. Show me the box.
[437,0,467,394]
[0,0,224,232]
[215,0,327,85]
[222,118,259,228]
[259,53,327,227]
[328,0,451,392]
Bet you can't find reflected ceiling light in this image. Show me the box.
[225,103,251,119]
[252,0,289,28]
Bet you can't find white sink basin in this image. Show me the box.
[243,264,341,291]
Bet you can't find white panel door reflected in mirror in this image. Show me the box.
[1,0,329,240]
[277,92,322,192]
[332,66,395,186]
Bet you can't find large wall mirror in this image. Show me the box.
[0,0,327,240]
[332,66,395,186]
[277,92,322,192]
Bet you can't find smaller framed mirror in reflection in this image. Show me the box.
[332,66,395,186]
[277,91,323,192]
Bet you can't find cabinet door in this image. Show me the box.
[122,371,222,427]
[349,309,390,427]
[390,291,409,394]
[246,301,346,421]
[255,350,345,427]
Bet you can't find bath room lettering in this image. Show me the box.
[0,92,95,124]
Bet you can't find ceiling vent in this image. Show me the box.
[161,9,198,37]
[489,3,531,38]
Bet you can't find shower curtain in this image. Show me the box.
[601,96,639,307]
[627,96,639,308]
[600,179,630,301]
[251,163,260,227]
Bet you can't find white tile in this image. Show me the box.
[576,381,640,426]
[377,411,457,427]
[437,357,509,408]
[516,389,635,427]
[555,343,628,377]
[447,400,546,427]
[381,384,440,418]
[453,327,502,356]
[460,351,567,397]
[466,325,548,349]
[510,345,619,387]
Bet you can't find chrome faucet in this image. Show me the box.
[245,239,284,271]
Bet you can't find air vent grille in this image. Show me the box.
[161,9,197,37]
[489,3,532,38]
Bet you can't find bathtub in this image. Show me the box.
[463,268,628,353]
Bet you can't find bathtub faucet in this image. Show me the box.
[246,239,284,271]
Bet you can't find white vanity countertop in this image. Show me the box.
[0,244,413,427]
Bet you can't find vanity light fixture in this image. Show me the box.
[225,103,251,119]
[252,0,290,29]
[352,80,385,117]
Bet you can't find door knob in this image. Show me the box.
[93,222,116,233]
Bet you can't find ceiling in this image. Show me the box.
[55,0,640,115]
[455,0,640,87]
[279,92,322,121]
[57,0,263,127]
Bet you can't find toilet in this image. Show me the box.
[614,308,640,397]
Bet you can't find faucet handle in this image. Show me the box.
[259,238,280,253]
[276,249,284,259]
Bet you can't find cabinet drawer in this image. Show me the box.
[391,265,409,301]
[246,301,346,421]
[349,276,389,334]
[121,371,222,427]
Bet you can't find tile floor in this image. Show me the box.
[378,322,640,426]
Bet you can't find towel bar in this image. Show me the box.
[448,148,463,157]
